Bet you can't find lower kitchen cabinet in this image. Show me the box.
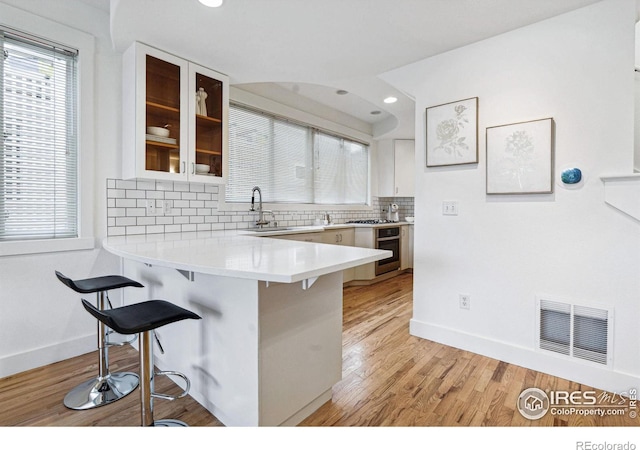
[400,225,413,270]
[276,232,323,243]
[322,229,355,283]
[269,225,411,284]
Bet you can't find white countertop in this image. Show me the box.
[103,230,391,283]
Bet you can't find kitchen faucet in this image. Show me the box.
[250,186,271,227]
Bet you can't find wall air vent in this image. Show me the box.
[537,297,613,366]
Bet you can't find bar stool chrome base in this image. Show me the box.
[152,419,188,427]
[64,372,139,410]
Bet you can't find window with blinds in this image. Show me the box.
[226,103,369,205]
[0,28,78,241]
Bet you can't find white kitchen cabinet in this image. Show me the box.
[400,225,413,270]
[122,42,228,183]
[322,228,355,282]
[274,232,324,243]
[377,139,415,197]
[354,228,376,281]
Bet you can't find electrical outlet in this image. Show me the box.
[162,200,172,215]
[443,201,459,216]
[146,199,157,216]
[459,294,470,310]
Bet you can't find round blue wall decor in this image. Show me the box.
[561,167,582,185]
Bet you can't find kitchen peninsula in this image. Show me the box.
[103,230,390,426]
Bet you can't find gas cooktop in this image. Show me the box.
[346,219,397,224]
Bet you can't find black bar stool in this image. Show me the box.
[81,298,201,426]
[55,270,143,410]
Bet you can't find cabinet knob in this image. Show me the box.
[182,161,186,173]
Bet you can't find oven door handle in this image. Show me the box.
[377,236,400,242]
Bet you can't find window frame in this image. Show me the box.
[221,100,374,212]
[0,5,95,256]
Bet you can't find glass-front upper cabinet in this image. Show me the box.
[188,63,228,183]
[122,42,228,184]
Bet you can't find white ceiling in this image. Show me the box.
[106,0,602,139]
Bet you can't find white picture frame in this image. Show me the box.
[425,97,478,167]
[486,118,554,195]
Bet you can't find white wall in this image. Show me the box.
[382,0,640,393]
[0,0,123,377]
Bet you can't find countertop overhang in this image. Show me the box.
[103,230,391,284]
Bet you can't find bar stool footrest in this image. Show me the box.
[152,370,191,401]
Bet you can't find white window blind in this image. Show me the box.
[226,103,368,205]
[0,28,78,240]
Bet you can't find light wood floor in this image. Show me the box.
[0,272,636,426]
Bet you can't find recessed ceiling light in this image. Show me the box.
[199,0,224,7]
[336,90,349,95]
[370,110,382,115]
[383,96,398,104]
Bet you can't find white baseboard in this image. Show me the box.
[410,318,640,395]
[0,334,95,379]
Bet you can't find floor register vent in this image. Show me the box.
[537,297,613,366]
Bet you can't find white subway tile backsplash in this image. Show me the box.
[156,216,174,225]
[116,180,137,190]
[116,217,137,227]
[126,225,146,235]
[106,178,412,236]
[174,182,190,192]
[136,180,156,190]
[108,227,126,236]
[146,225,165,234]
[108,189,126,199]
[156,181,174,191]
[127,208,147,217]
[146,190,165,199]
[137,217,156,226]
[115,198,137,208]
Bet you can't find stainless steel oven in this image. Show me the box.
[375,226,401,275]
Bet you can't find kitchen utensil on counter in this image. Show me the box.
[323,212,331,225]
[387,203,399,222]
[405,216,414,223]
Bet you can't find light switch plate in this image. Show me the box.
[443,201,458,215]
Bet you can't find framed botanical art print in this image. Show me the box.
[425,97,478,167]
[486,117,554,195]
